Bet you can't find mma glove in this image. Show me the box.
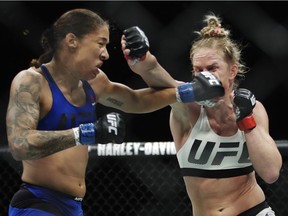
[176,71,224,106]
[233,88,256,132]
[73,112,126,145]
[123,26,149,64]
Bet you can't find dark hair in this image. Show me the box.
[30,8,109,68]
[190,13,248,89]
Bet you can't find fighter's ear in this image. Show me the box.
[230,64,238,79]
[66,33,78,49]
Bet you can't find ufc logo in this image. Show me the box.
[202,71,221,86]
[107,113,118,135]
[188,139,250,165]
[250,94,256,106]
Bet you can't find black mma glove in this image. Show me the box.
[233,88,256,132]
[176,71,224,105]
[73,112,126,145]
[123,26,149,63]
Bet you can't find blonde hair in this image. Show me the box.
[190,13,248,89]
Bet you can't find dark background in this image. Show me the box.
[1,1,288,146]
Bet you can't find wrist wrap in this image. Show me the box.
[176,83,195,103]
[72,127,81,146]
[79,123,96,145]
[124,55,146,65]
[237,115,256,132]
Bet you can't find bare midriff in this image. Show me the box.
[21,145,89,198]
[184,172,265,216]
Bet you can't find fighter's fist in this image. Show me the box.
[74,112,126,145]
[233,88,256,131]
[176,71,224,104]
[123,26,149,62]
[95,112,126,144]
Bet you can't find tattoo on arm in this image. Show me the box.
[106,97,123,107]
[25,131,74,159]
[8,74,75,160]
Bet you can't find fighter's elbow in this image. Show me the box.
[261,170,280,184]
[8,142,27,161]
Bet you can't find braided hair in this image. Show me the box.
[190,13,248,89]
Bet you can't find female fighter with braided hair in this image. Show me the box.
[122,13,282,216]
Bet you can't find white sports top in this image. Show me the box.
[176,106,253,178]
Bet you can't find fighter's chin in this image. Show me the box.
[87,68,100,80]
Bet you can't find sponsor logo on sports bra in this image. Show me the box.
[188,139,250,166]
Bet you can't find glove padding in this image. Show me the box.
[233,88,256,131]
[176,71,224,104]
[95,112,126,144]
[78,112,126,144]
[123,26,149,60]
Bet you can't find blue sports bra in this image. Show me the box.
[37,65,96,130]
